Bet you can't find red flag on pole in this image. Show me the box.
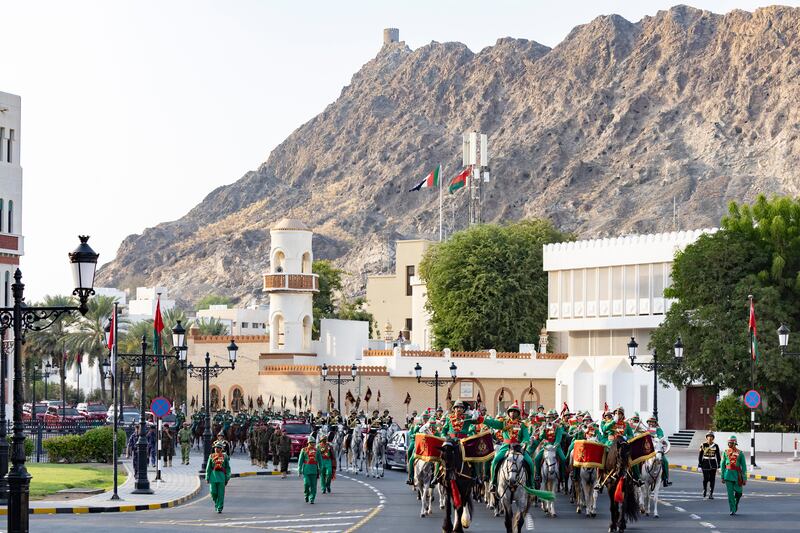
[153,294,164,357]
[404,392,411,405]
[749,297,760,362]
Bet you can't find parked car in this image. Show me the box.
[107,405,138,422]
[280,421,311,457]
[119,412,141,428]
[385,430,408,470]
[22,403,48,422]
[77,402,108,423]
[145,411,177,429]
[43,406,86,426]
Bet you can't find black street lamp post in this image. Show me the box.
[414,362,457,411]
[0,330,12,505]
[627,336,684,422]
[28,363,53,404]
[1,236,100,533]
[112,329,186,495]
[186,344,237,475]
[320,363,357,412]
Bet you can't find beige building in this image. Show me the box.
[365,239,433,341]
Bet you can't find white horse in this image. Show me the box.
[540,444,560,517]
[414,459,435,517]
[497,446,531,533]
[577,465,598,517]
[331,424,345,464]
[640,436,670,518]
[346,425,364,474]
[364,427,387,478]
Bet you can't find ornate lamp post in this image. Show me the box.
[414,361,457,411]
[320,363,357,412]
[627,336,684,422]
[28,362,54,405]
[186,342,237,475]
[1,236,99,533]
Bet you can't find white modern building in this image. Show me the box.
[0,91,23,417]
[127,286,175,323]
[94,287,128,306]
[544,229,716,436]
[196,304,270,336]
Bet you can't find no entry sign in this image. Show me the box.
[150,396,172,418]
[744,390,761,409]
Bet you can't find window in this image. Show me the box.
[640,385,649,411]
[210,387,220,410]
[3,271,8,307]
[598,384,607,409]
[301,252,312,273]
[241,322,249,329]
[625,265,637,315]
[548,271,559,318]
[273,250,285,273]
[586,267,597,301]
[7,130,13,163]
[560,270,572,317]
[231,387,244,412]
[405,265,415,296]
[8,200,12,233]
[653,264,665,298]
[0,128,4,162]
[638,264,651,315]
[405,318,412,331]
[611,266,623,315]
[573,269,584,316]
[302,315,311,350]
[598,267,610,316]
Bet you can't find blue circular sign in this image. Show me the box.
[744,390,761,409]
[150,396,171,418]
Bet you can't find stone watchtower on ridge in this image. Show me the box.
[383,28,399,45]
[262,218,319,354]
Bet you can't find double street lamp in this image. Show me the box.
[28,362,54,404]
[1,236,99,533]
[186,343,238,475]
[627,336,684,422]
[320,363,357,412]
[414,361,457,411]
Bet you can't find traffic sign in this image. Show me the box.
[744,390,761,409]
[150,396,172,418]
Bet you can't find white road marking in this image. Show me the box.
[674,506,686,512]
[700,522,716,529]
[525,512,535,530]
[690,513,701,519]
[660,501,673,506]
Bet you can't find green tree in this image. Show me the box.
[194,317,229,336]
[651,195,800,427]
[195,295,233,311]
[25,295,76,407]
[312,260,343,339]
[419,220,572,351]
[65,295,117,401]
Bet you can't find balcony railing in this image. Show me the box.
[263,273,319,292]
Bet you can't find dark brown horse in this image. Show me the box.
[602,436,639,533]
[439,439,474,533]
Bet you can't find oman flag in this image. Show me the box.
[449,166,471,193]
[749,299,759,362]
[154,295,164,357]
[409,165,440,192]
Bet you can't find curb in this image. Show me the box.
[231,471,283,478]
[0,476,202,516]
[670,463,800,484]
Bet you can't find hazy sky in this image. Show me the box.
[2,0,795,301]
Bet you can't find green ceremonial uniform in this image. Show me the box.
[439,412,479,439]
[533,423,567,479]
[317,442,335,493]
[721,443,747,514]
[298,444,319,503]
[482,416,537,494]
[647,426,670,484]
[178,426,192,464]
[205,450,232,513]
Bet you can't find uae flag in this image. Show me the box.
[449,166,471,193]
[409,165,441,192]
[749,299,760,362]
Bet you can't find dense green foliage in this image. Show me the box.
[712,395,750,432]
[194,317,229,336]
[43,426,126,463]
[419,220,572,351]
[652,195,800,427]
[195,294,234,311]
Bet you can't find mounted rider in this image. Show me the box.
[327,408,344,426]
[440,401,480,439]
[481,402,538,496]
[380,409,393,427]
[346,409,360,429]
[406,410,432,485]
[647,416,672,486]
[601,406,634,442]
[533,409,567,483]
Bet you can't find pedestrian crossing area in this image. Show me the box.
[142,508,371,531]
[657,489,797,503]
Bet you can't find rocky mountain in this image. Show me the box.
[97,5,800,305]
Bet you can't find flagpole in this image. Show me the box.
[749,294,758,469]
[439,163,443,241]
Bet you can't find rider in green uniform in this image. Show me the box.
[406,410,431,485]
[533,409,567,482]
[482,402,536,496]
[647,416,672,486]
[439,401,480,439]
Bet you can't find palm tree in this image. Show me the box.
[26,295,76,405]
[195,317,228,336]
[64,295,117,402]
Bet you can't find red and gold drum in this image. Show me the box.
[629,432,656,466]
[414,433,446,463]
[572,439,607,468]
[460,431,495,463]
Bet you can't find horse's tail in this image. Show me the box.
[622,475,640,522]
[523,486,556,501]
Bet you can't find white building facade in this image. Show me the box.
[544,229,715,436]
[127,286,175,323]
[196,304,270,336]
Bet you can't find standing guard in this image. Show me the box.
[721,435,746,515]
[299,435,320,504]
[318,434,336,494]
[698,431,721,499]
[205,442,232,513]
[178,422,192,465]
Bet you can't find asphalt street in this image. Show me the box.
[22,464,800,532]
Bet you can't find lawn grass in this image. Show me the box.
[27,463,122,500]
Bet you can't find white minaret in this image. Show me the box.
[263,218,318,353]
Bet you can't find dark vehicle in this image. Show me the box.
[146,411,177,429]
[281,421,311,457]
[23,403,48,422]
[44,406,86,426]
[120,412,141,427]
[385,430,408,470]
[77,402,108,423]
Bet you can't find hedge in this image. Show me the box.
[5,436,34,458]
[43,427,127,464]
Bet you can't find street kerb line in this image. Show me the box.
[340,474,384,532]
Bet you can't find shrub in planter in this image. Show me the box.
[43,427,126,463]
[82,426,126,463]
[42,434,89,463]
[712,394,749,432]
[5,436,34,458]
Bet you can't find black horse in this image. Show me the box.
[440,439,475,533]
[602,436,639,533]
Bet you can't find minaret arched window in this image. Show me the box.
[8,200,13,233]
[4,271,8,306]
